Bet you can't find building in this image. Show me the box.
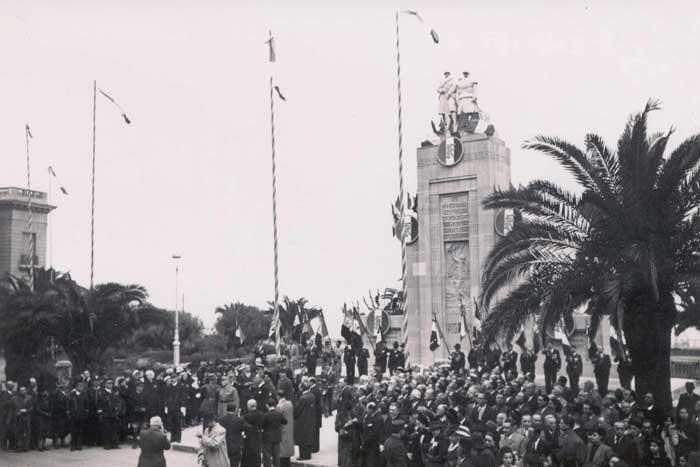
[0,187,55,279]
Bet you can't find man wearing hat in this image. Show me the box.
[294,382,316,460]
[425,420,448,467]
[450,343,466,374]
[383,419,408,467]
[137,416,170,467]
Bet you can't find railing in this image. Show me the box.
[671,360,700,380]
[0,187,47,201]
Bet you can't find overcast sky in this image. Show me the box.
[2,0,700,335]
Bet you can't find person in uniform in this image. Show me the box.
[388,343,401,376]
[164,376,186,443]
[566,346,584,397]
[455,71,479,117]
[69,381,89,451]
[98,378,122,449]
[592,348,612,397]
[543,342,561,394]
[344,346,357,386]
[437,71,457,125]
[520,347,537,380]
[450,344,466,374]
[502,343,519,380]
[358,347,370,377]
[51,382,70,449]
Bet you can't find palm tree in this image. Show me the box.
[266,296,322,343]
[480,101,700,410]
[0,268,163,373]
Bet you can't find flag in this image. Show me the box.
[266,32,276,62]
[554,321,571,356]
[318,310,330,338]
[430,317,440,351]
[274,86,286,101]
[472,299,482,340]
[455,424,471,439]
[25,124,32,139]
[268,305,280,338]
[515,325,527,351]
[402,10,439,44]
[610,324,623,360]
[293,312,301,327]
[235,322,246,345]
[458,302,468,340]
[98,88,131,124]
[48,166,69,195]
[302,311,314,341]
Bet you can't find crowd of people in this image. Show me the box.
[0,336,696,467]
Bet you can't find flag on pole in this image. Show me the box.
[98,88,131,124]
[235,322,246,345]
[459,302,468,341]
[472,299,482,340]
[610,324,624,360]
[48,166,69,195]
[266,32,276,62]
[318,310,330,338]
[554,321,571,356]
[430,317,440,351]
[515,325,527,351]
[274,86,286,101]
[402,10,440,44]
[269,305,280,338]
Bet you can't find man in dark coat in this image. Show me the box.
[309,378,323,453]
[388,343,401,376]
[242,399,264,467]
[383,419,408,467]
[361,402,383,467]
[84,379,100,446]
[294,383,316,460]
[164,377,187,443]
[566,346,584,397]
[51,383,71,448]
[678,382,700,419]
[358,347,370,376]
[375,342,388,376]
[69,381,89,451]
[502,343,519,379]
[592,349,612,397]
[543,342,561,394]
[343,348,356,386]
[219,403,251,467]
[450,343,466,374]
[137,416,170,467]
[97,379,122,449]
[520,347,537,380]
[262,399,287,467]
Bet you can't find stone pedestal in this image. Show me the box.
[404,134,511,366]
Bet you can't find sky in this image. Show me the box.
[1,0,700,335]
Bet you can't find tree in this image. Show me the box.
[132,308,204,353]
[479,101,700,411]
[215,302,271,349]
[0,268,165,374]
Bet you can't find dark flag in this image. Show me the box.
[98,88,131,124]
[430,318,440,351]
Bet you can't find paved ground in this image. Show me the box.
[0,446,195,467]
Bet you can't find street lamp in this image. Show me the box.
[172,254,182,366]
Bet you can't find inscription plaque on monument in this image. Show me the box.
[441,196,470,242]
[441,194,470,328]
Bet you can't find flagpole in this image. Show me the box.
[90,80,97,290]
[395,11,411,365]
[269,37,281,356]
[48,167,53,270]
[25,125,34,291]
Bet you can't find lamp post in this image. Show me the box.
[172,254,182,366]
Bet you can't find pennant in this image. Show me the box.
[430,317,440,352]
[430,29,440,44]
[274,86,286,101]
[98,88,131,124]
[25,124,33,139]
[48,166,69,195]
[402,10,439,44]
[266,33,276,63]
